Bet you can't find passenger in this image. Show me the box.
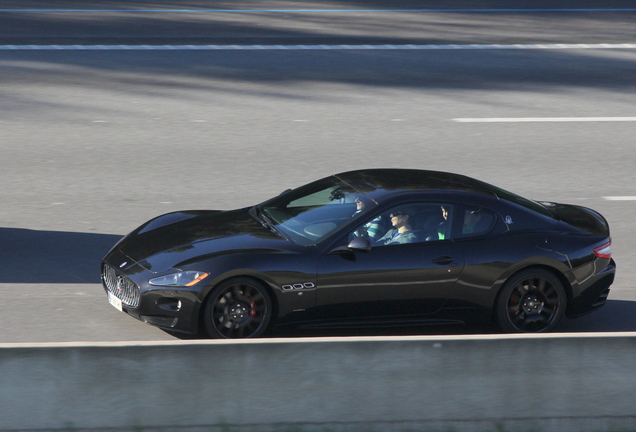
[435,206,450,240]
[463,209,487,234]
[352,196,383,241]
[377,209,417,245]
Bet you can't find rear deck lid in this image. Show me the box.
[542,202,610,236]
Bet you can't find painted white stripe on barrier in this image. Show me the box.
[453,117,636,122]
[1,43,636,50]
[2,332,636,349]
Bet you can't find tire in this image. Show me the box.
[495,268,566,333]
[203,277,272,339]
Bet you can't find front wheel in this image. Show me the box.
[203,277,272,339]
[496,269,566,333]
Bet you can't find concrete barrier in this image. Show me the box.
[1,333,636,432]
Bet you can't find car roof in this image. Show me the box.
[333,169,498,200]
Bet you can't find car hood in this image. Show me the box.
[113,209,290,273]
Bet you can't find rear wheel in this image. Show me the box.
[496,269,566,333]
[203,277,272,339]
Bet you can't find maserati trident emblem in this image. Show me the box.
[116,275,125,291]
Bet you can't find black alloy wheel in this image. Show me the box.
[496,269,566,333]
[203,277,272,339]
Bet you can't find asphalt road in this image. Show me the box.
[1,0,635,342]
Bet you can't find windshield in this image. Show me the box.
[253,176,377,246]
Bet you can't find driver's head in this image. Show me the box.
[389,210,410,228]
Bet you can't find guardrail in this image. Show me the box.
[1,333,635,432]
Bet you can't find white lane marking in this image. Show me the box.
[603,196,636,201]
[2,8,636,12]
[1,44,636,50]
[453,117,636,122]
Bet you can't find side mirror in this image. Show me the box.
[347,236,372,252]
[328,236,372,254]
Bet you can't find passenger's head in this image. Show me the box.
[441,206,449,220]
[355,195,372,212]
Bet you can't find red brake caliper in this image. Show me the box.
[249,301,257,317]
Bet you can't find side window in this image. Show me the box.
[458,207,496,238]
[351,203,454,246]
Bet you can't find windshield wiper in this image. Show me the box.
[253,207,289,241]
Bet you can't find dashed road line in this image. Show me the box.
[453,117,636,122]
[603,196,636,201]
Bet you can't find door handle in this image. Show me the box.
[432,256,455,265]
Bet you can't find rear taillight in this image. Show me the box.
[593,240,612,259]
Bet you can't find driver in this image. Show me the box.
[377,209,417,245]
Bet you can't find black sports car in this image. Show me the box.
[101,169,615,338]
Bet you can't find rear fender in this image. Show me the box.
[488,257,574,310]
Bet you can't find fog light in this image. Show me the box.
[156,298,182,312]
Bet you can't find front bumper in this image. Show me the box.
[101,262,202,334]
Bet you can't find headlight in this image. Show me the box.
[149,271,209,287]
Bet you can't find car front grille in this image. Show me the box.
[102,264,141,308]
